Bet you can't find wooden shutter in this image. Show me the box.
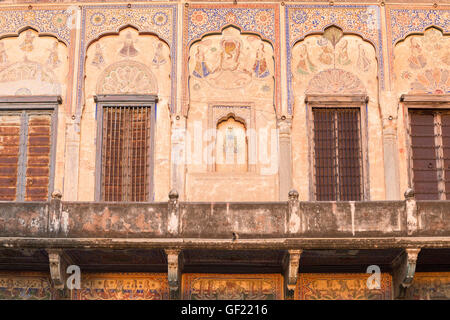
[409,111,439,200]
[25,113,52,201]
[0,113,21,201]
[0,111,53,201]
[101,106,151,202]
[441,114,450,199]
[313,108,362,201]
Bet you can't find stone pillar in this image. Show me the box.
[278,117,292,201]
[171,114,186,200]
[383,118,401,200]
[63,120,81,201]
[167,189,180,235]
[404,188,418,235]
[380,92,401,200]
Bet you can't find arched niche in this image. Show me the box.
[215,114,248,173]
[85,27,170,98]
[291,25,377,104]
[393,27,450,94]
[79,26,172,202]
[0,28,68,95]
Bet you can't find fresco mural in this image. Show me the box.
[0,272,53,300]
[182,274,283,300]
[394,28,450,94]
[296,273,392,300]
[405,272,450,300]
[72,273,169,300]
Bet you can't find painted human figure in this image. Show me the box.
[253,42,269,78]
[337,39,351,66]
[357,44,370,72]
[47,42,60,68]
[297,44,316,75]
[192,46,211,78]
[152,42,167,68]
[0,42,7,65]
[408,37,427,69]
[317,38,333,65]
[91,43,105,68]
[119,32,138,57]
[20,30,34,52]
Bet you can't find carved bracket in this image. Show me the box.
[395,248,421,299]
[165,249,183,300]
[47,249,72,290]
[283,249,302,299]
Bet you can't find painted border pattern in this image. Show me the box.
[77,4,178,114]
[285,4,383,115]
[0,7,73,45]
[183,3,281,116]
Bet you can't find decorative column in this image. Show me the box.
[278,116,293,201]
[63,119,81,201]
[171,113,186,200]
[381,92,401,200]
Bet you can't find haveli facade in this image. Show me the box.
[0,0,449,300]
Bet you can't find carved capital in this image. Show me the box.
[47,249,71,290]
[283,249,302,299]
[277,117,292,138]
[165,249,183,300]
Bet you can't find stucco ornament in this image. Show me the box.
[96,60,157,94]
[306,68,366,94]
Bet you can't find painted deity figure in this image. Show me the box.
[192,46,211,78]
[337,39,351,66]
[297,44,316,75]
[152,42,167,68]
[357,44,370,72]
[0,42,7,65]
[119,32,138,57]
[20,30,34,52]
[47,42,60,68]
[253,42,269,78]
[218,39,241,72]
[91,43,105,68]
[408,37,427,69]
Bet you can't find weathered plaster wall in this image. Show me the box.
[185,26,278,202]
[290,32,382,200]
